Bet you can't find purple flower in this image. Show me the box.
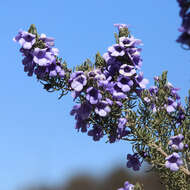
[69,71,87,92]
[70,102,92,120]
[165,152,183,171]
[118,118,127,128]
[95,101,111,117]
[119,64,136,77]
[181,16,190,34]
[135,88,143,97]
[177,31,190,47]
[102,52,122,77]
[33,48,56,66]
[177,108,185,124]
[117,118,130,139]
[49,47,59,56]
[56,65,65,77]
[135,72,149,89]
[34,66,47,79]
[185,144,189,149]
[119,36,142,48]
[167,82,181,100]
[118,181,134,190]
[165,97,177,113]
[34,61,65,79]
[106,61,122,76]
[154,76,159,81]
[103,52,117,65]
[168,134,184,150]
[126,153,141,171]
[177,0,190,17]
[98,76,112,88]
[75,118,89,133]
[70,102,92,132]
[15,29,64,80]
[88,125,104,141]
[108,44,125,57]
[127,48,142,69]
[117,76,134,92]
[39,33,55,47]
[108,134,117,143]
[49,64,65,77]
[79,102,92,120]
[151,104,157,113]
[176,0,190,47]
[111,82,127,99]
[149,86,158,95]
[103,52,112,63]
[88,69,106,81]
[70,104,81,116]
[86,87,102,104]
[14,30,36,49]
[116,101,123,107]
[22,53,36,76]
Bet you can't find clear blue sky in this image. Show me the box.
[1,0,189,189]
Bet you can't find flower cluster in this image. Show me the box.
[118,181,134,190]
[14,27,65,80]
[164,134,184,172]
[177,0,190,48]
[144,76,185,123]
[69,24,148,143]
[70,102,92,132]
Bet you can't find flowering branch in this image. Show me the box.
[14,21,190,190]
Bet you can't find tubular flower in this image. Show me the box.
[165,152,183,171]
[168,134,184,150]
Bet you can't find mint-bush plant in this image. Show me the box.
[14,1,190,189]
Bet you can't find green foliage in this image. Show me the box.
[28,24,38,36]
[119,27,130,38]
[95,52,106,68]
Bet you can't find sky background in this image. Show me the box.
[0,1,189,190]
